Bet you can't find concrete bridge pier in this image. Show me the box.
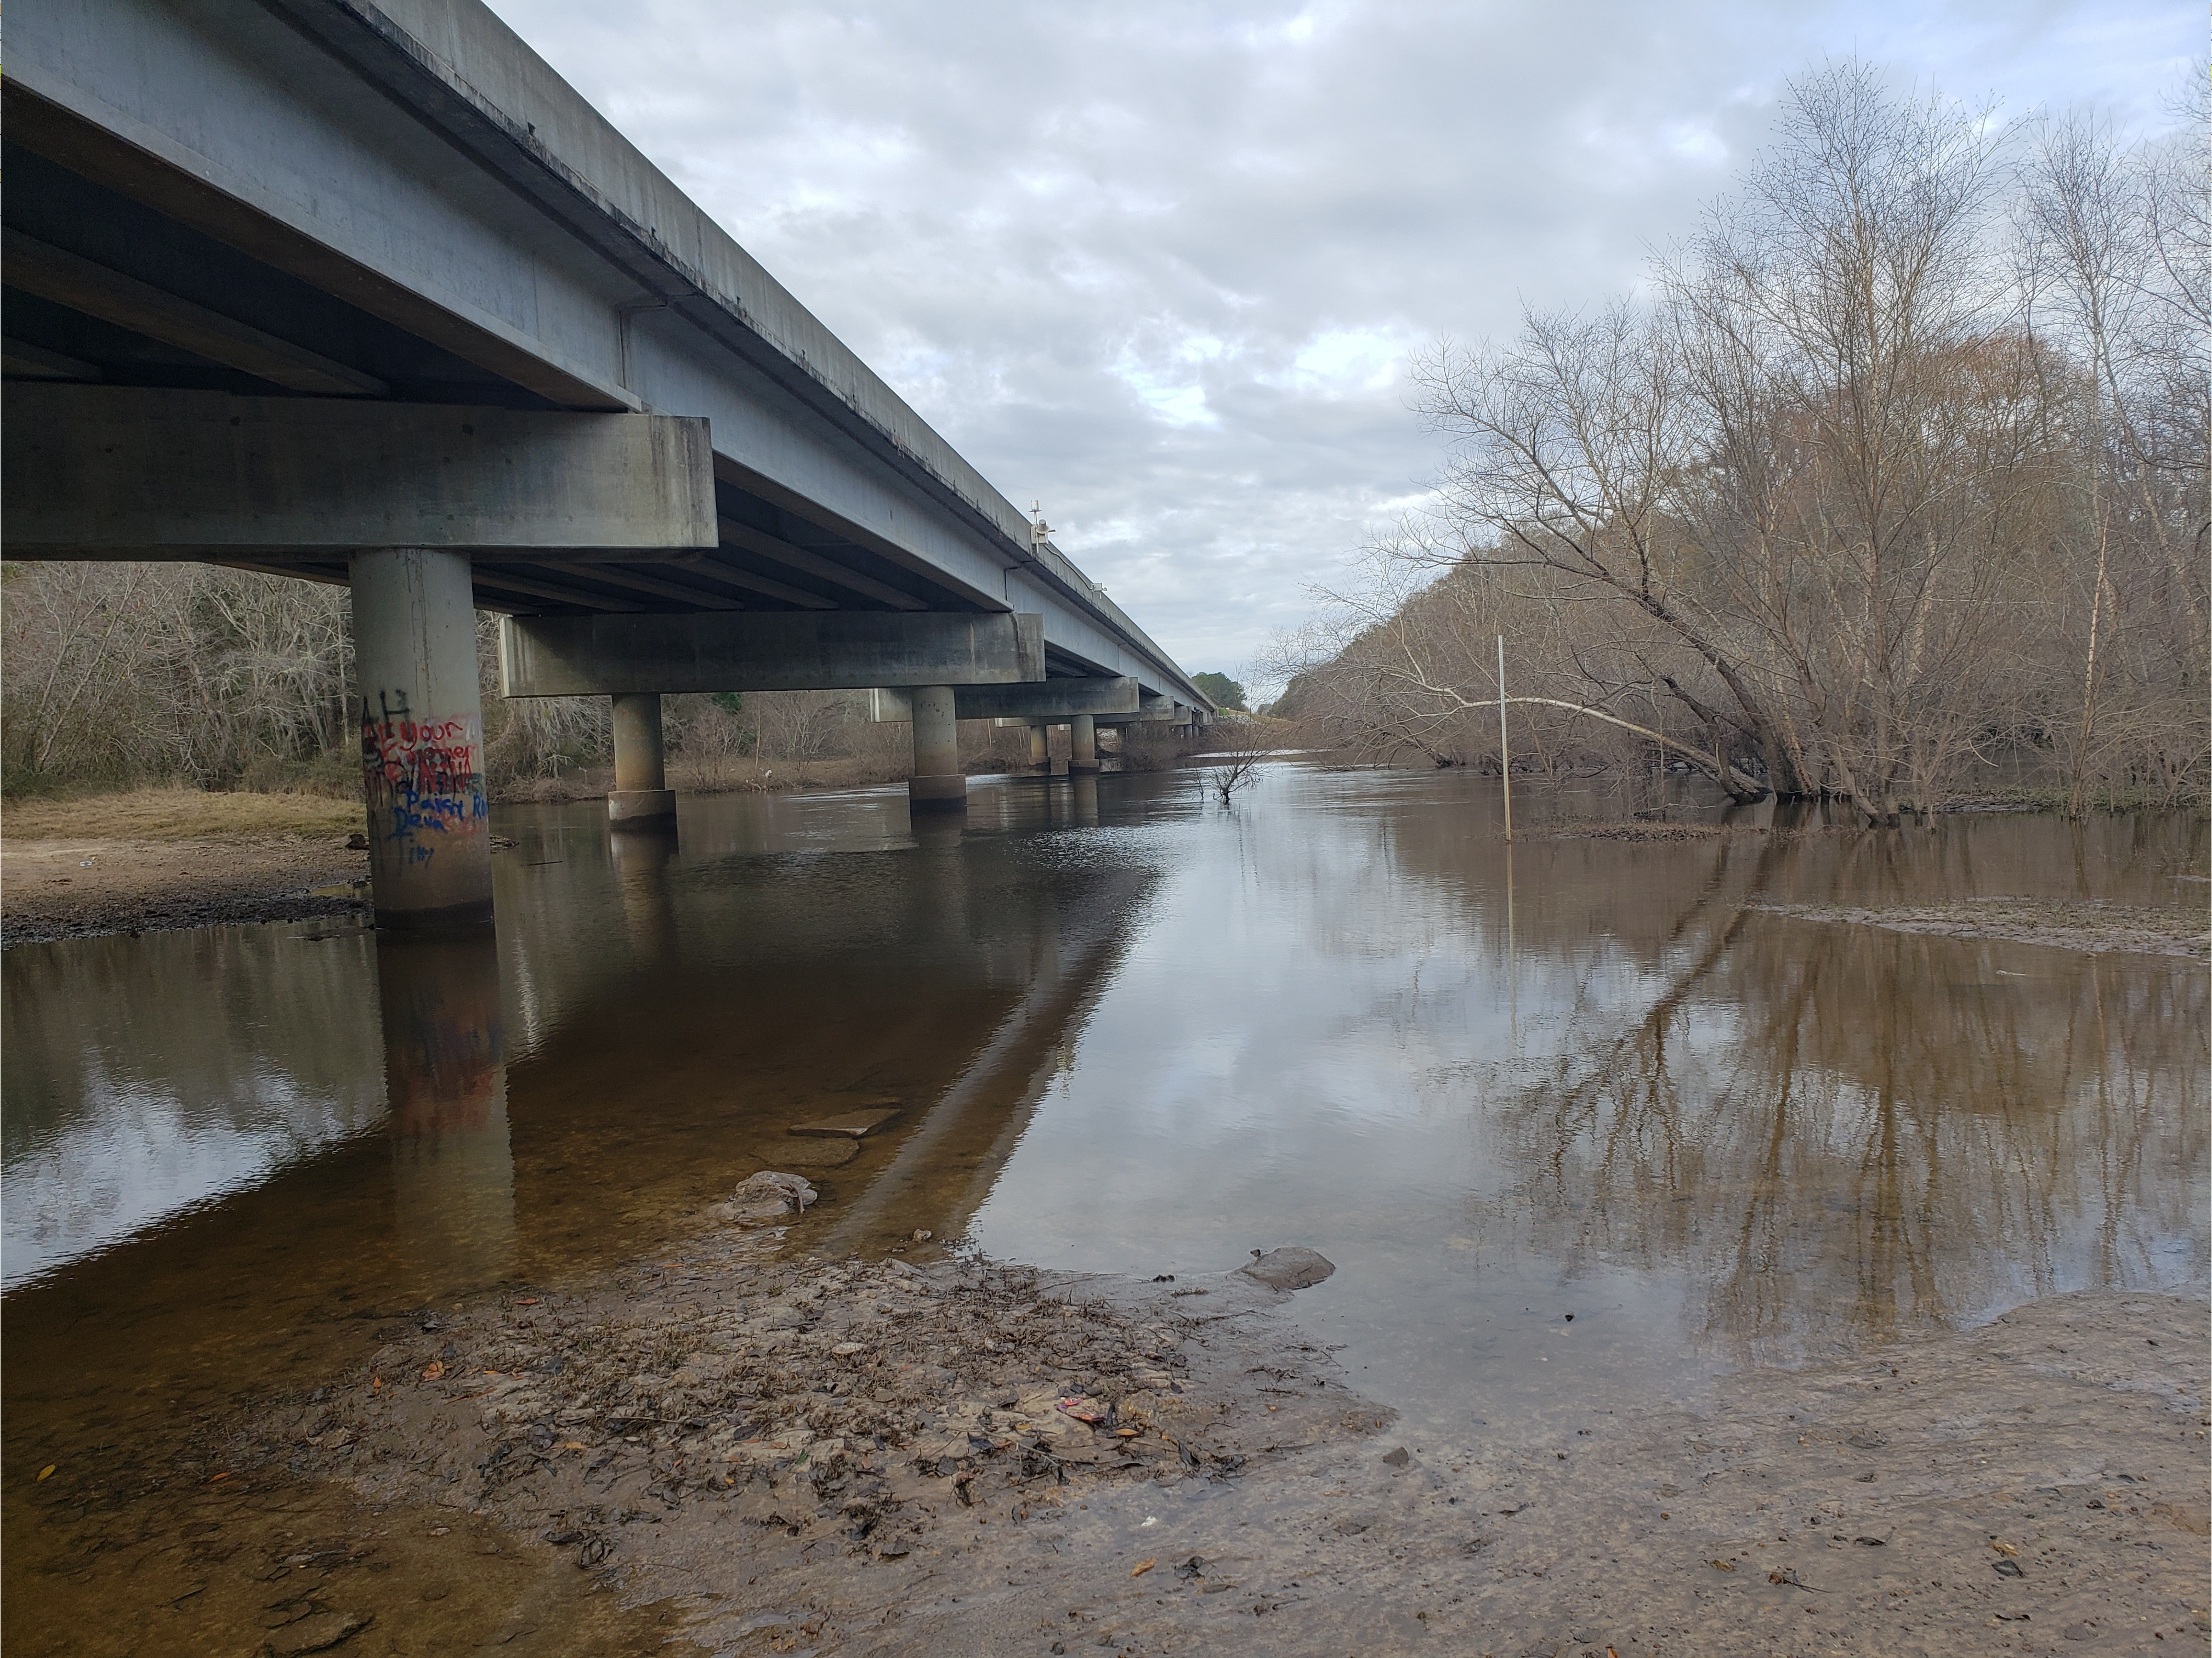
[909,685,967,813]
[609,692,678,829]
[1028,723,1050,773]
[1070,714,1100,775]
[350,548,494,929]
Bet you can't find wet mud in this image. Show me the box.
[0,835,369,946]
[196,1197,2207,1658]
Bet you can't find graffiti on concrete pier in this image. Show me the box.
[360,690,487,863]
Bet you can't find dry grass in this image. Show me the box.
[2,787,366,842]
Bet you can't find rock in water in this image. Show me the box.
[709,1171,819,1225]
[1239,1247,1335,1290]
[787,1107,901,1139]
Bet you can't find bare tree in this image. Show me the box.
[2,562,354,793]
[1202,723,1271,804]
[1288,60,2208,822]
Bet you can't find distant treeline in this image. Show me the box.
[1273,64,2208,821]
[0,564,1036,800]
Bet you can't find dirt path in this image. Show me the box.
[1,835,369,946]
[194,1188,2210,1658]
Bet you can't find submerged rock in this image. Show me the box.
[708,1171,819,1225]
[788,1108,901,1139]
[1240,1247,1336,1291]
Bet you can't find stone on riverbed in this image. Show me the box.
[788,1107,901,1139]
[707,1171,818,1225]
[1240,1247,1336,1290]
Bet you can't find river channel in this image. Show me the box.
[4,762,2206,1650]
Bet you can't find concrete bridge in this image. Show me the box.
[2,0,1212,927]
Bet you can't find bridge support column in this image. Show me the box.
[909,685,966,813]
[609,692,677,829]
[1070,714,1099,775]
[351,548,492,929]
[1028,722,1048,773]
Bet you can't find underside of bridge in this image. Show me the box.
[2,0,1210,924]
[0,137,1113,634]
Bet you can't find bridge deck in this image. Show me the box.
[1,0,1208,706]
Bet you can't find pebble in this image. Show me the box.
[787,1108,901,1139]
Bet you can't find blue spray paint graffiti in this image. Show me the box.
[360,690,487,864]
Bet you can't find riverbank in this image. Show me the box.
[177,1189,2208,1658]
[1,832,368,946]
[1,788,367,944]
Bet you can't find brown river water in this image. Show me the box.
[3,763,2206,1652]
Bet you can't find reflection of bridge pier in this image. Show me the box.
[1040,774,1103,830]
[377,929,515,1292]
[1070,775,1101,826]
[611,825,681,957]
[911,811,968,859]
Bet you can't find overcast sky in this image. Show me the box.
[490,0,2197,689]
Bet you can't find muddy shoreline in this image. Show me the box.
[0,834,370,947]
[111,1185,2199,1658]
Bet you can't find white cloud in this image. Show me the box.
[488,0,2198,684]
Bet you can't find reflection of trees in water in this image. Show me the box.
[1474,881,2207,1366]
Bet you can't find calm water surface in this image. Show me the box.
[4,764,2205,1552]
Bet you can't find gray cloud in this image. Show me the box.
[490,0,2195,684]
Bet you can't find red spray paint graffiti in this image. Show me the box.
[361,690,487,863]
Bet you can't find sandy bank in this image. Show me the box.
[1,833,370,946]
[1752,898,2209,961]
[210,1187,2208,1658]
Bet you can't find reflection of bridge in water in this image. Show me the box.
[389,777,1145,1286]
[0,776,1153,1316]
